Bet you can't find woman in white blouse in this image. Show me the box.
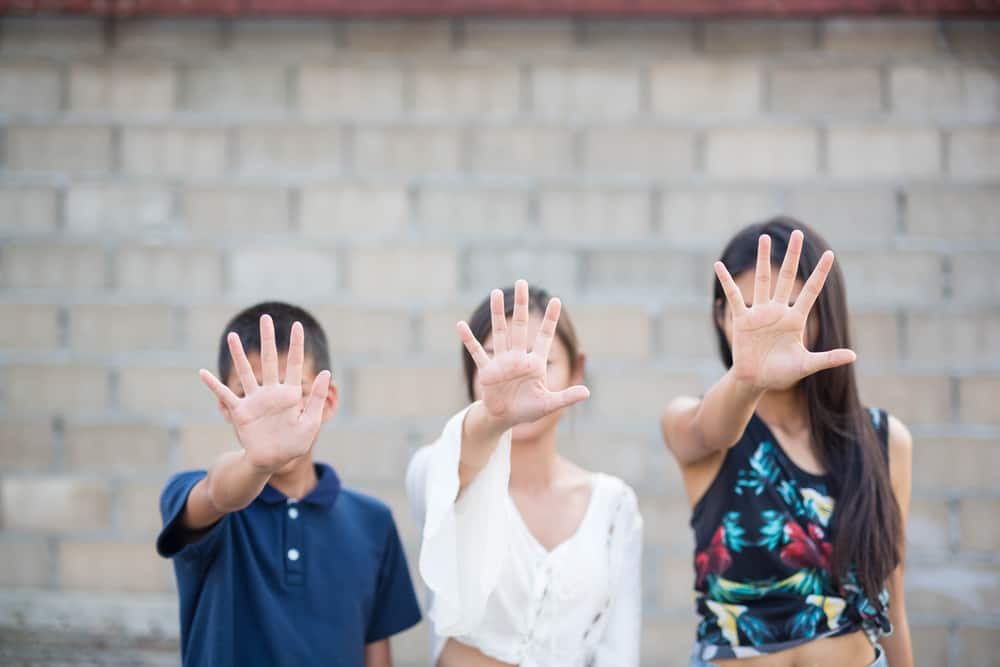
[406,280,644,667]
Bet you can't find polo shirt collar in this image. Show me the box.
[257,463,341,508]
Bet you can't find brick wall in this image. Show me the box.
[0,15,997,667]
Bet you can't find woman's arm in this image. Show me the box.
[881,415,914,667]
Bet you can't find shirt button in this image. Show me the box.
[287,548,300,562]
[288,507,299,520]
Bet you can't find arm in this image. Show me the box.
[364,639,391,667]
[661,231,856,466]
[881,415,914,667]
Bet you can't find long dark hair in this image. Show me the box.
[461,285,581,402]
[713,217,901,607]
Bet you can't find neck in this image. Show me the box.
[267,456,319,500]
[509,427,562,491]
[756,387,810,433]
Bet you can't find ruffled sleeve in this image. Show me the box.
[405,405,513,637]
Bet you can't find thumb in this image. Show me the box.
[546,385,591,412]
[802,348,856,376]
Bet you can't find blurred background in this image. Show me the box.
[0,3,997,666]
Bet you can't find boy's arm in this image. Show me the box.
[364,640,391,667]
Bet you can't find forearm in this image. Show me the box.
[458,401,510,487]
[882,568,913,667]
[183,450,273,530]
[689,369,765,454]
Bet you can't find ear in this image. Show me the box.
[320,381,339,423]
[570,352,587,386]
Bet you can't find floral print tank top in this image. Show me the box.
[690,408,892,660]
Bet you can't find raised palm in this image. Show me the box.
[198,315,331,472]
[457,280,590,429]
[715,230,856,391]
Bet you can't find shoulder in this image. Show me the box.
[886,414,913,484]
[159,470,207,505]
[338,487,395,523]
[660,395,700,438]
[594,473,642,524]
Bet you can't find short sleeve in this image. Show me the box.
[366,514,423,643]
[594,483,643,667]
[404,405,512,637]
[156,470,228,562]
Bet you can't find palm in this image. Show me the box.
[479,351,558,425]
[716,230,856,391]
[198,315,332,473]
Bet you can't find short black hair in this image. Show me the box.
[218,301,330,384]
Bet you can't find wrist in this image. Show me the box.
[239,449,282,478]
[466,401,514,440]
[725,368,769,399]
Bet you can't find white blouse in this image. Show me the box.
[405,406,643,667]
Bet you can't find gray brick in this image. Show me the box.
[0,420,54,471]
[345,19,452,52]
[531,65,641,118]
[0,62,62,113]
[0,244,106,290]
[300,185,408,236]
[471,127,575,176]
[115,19,221,58]
[120,127,228,178]
[465,248,578,297]
[539,188,651,238]
[907,186,1000,240]
[650,63,760,116]
[229,248,338,298]
[828,127,940,178]
[5,126,112,174]
[783,189,898,244]
[0,17,104,57]
[417,187,530,235]
[463,19,575,53]
[116,246,223,294]
[412,64,520,116]
[236,125,342,174]
[69,304,178,354]
[584,249,700,299]
[69,63,177,114]
[65,185,173,233]
[705,127,817,180]
[660,189,778,244]
[0,186,58,233]
[182,65,287,113]
[583,128,695,176]
[354,126,461,173]
[949,128,1000,179]
[230,19,338,61]
[299,65,404,115]
[580,19,695,54]
[0,304,61,349]
[704,20,816,55]
[349,247,457,298]
[944,20,1000,58]
[770,66,882,114]
[823,18,944,55]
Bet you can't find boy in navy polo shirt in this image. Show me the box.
[157,302,421,667]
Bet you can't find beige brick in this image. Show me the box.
[63,422,171,472]
[1,478,110,532]
[851,311,899,364]
[65,184,172,233]
[907,561,1000,615]
[0,304,60,349]
[0,540,52,586]
[949,128,1000,180]
[944,20,1000,58]
[183,303,237,358]
[964,66,1000,116]
[890,65,964,115]
[959,499,1000,552]
[957,625,1000,667]
[907,311,1000,366]
[906,498,950,557]
[313,425,410,483]
[590,369,702,420]
[299,65,403,115]
[5,126,112,174]
[952,253,1000,305]
[0,62,62,113]
[182,65,286,112]
[310,305,412,359]
[913,437,999,493]
[120,482,163,537]
[349,247,456,298]
[178,421,236,470]
[0,186,58,233]
[59,541,172,592]
[532,65,640,118]
[771,67,881,114]
[69,304,176,353]
[463,19,574,52]
[650,62,760,116]
[300,185,408,236]
[705,127,817,179]
[412,65,520,116]
[229,19,338,61]
[471,127,575,176]
[68,63,176,114]
[704,20,816,54]
[908,623,949,667]
[237,125,342,174]
[783,189,898,245]
[640,496,694,553]
[661,189,777,244]
[539,189,651,238]
[418,187,530,235]
[183,186,290,234]
[0,244,106,290]
[858,374,951,425]
[960,375,1000,426]
[352,366,464,418]
[117,246,223,294]
[345,18,451,52]
[4,365,108,413]
[465,248,578,297]
[120,127,228,178]
[908,187,999,240]
[839,250,942,304]
[580,18,695,53]
[229,248,337,297]
[354,126,461,173]
[659,309,719,362]
[585,250,700,299]
[119,365,209,415]
[570,305,653,361]
[0,420,53,471]
[558,427,651,487]
[823,18,944,55]
[583,128,695,176]
[418,303,476,358]
[829,127,940,178]
[0,17,104,57]
[115,19,220,58]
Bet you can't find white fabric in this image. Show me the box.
[405,405,643,667]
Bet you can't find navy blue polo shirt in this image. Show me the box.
[157,463,422,667]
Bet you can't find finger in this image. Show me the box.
[302,370,332,424]
[753,234,772,305]
[802,348,856,376]
[530,297,561,361]
[457,321,490,369]
[793,250,835,318]
[259,314,279,386]
[545,384,591,412]
[284,321,304,389]
[774,229,803,306]
[714,262,747,316]
[228,331,259,395]
[509,279,529,352]
[490,288,509,355]
[199,369,240,409]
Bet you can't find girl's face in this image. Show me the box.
[474,313,585,442]
[717,268,819,350]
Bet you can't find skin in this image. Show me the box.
[438,280,592,667]
[661,232,913,667]
[189,315,392,667]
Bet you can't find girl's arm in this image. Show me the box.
[881,415,914,667]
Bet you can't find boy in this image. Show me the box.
[157,302,421,667]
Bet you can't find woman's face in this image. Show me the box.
[717,267,818,350]
[473,312,584,442]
